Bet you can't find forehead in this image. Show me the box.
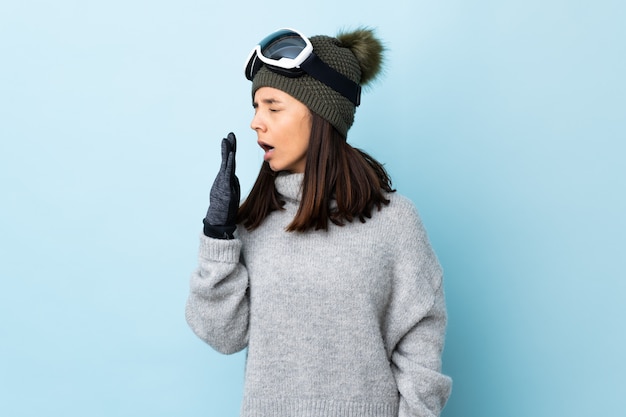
[254,86,292,103]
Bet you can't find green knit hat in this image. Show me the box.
[251,28,384,137]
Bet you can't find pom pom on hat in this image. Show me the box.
[337,27,384,86]
[251,27,385,137]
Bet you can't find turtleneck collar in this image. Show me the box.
[275,172,304,204]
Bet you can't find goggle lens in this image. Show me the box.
[245,29,311,81]
[263,37,306,60]
[259,29,308,60]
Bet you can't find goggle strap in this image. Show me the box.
[300,53,361,106]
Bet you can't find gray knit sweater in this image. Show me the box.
[186,172,452,417]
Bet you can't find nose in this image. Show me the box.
[250,111,265,133]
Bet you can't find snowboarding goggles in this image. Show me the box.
[244,28,361,106]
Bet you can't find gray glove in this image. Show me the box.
[203,132,240,239]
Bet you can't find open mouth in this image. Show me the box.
[258,141,274,152]
[258,141,275,162]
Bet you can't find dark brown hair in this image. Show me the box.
[237,112,394,232]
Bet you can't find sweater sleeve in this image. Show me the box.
[388,200,452,417]
[185,233,249,354]
[392,281,452,417]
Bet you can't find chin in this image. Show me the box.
[268,162,282,172]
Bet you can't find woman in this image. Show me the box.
[186,27,452,417]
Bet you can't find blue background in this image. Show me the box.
[1,1,624,416]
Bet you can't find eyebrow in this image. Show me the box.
[252,98,283,108]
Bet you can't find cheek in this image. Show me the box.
[296,130,310,153]
[297,117,312,149]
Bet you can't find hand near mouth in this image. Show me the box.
[203,132,240,239]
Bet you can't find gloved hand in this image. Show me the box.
[203,132,240,239]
